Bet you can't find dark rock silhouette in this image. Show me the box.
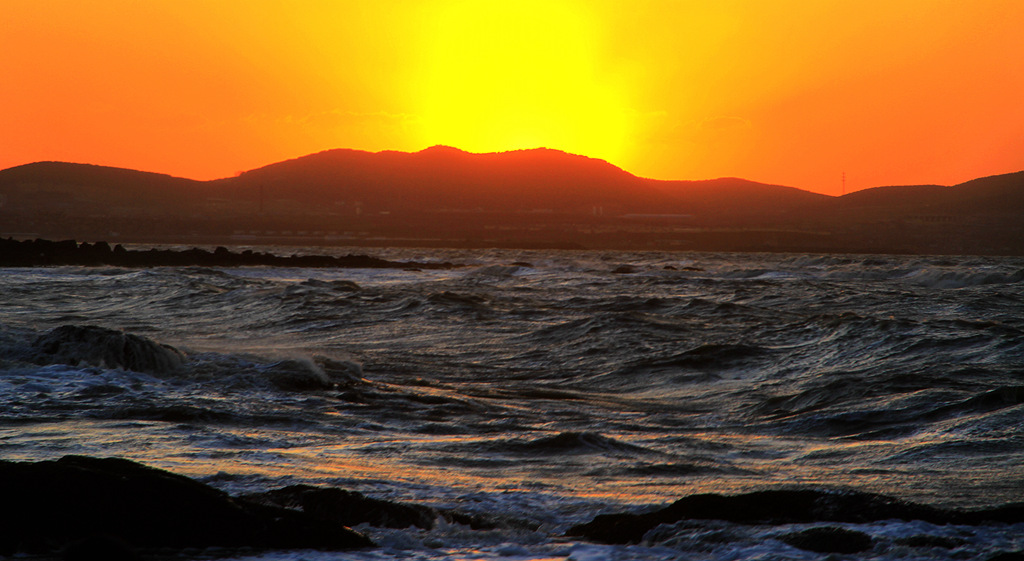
[566,489,1024,545]
[0,237,456,269]
[988,552,1024,561]
[243,485,438,530]
[61,535,141,561]
[0,456,373,556]
[244,484,538,532]
[30,325,186,375]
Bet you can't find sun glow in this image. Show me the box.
[412,0,630,162]
[3,1,1023,192]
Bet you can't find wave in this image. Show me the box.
[465,264,531,278]
[900,267,1024,289]
[610,344,768,383]
[922,386,1024,421]
[29,325,186,376]
[2,323,371,391]
[427,291,492,311]
[754,383,1024,440]
[478,431,659,457]
[618,461,752,477]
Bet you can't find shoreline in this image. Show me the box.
[0,237,458,269]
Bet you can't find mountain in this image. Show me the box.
[1,147,1022,254]
[838,170,1024,216]
[213,146,663,214]
[212,146,828,217]
[0,161,204,215]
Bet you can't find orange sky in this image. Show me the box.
[4,0,1023,195]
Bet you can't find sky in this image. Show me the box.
[3,0,1023,195]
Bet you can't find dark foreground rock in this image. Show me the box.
[245,484,539,532]
[0,237,457,269]
[0,456,373,556]
[988,552,1024,561]
[566,489,1024,544]
[244,485,438,530]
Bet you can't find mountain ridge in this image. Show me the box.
[1,147,1022,254]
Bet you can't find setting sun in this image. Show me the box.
[412,1,630,163]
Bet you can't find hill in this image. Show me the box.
[0,161,204,215]
[839,170,1024,217]
[1,148,1021,254]
[211,146,827,218]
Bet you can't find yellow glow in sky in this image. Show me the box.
[413,1,630,163]
[3,0,1023,194]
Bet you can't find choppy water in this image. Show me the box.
[2,248,1023,560]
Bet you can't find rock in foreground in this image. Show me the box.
[244,485,438,530]
[566,489,1024,545]
[0,456,373,556]
[244,484,539,532]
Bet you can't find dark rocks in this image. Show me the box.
[30,325,186,375]
[61,535,141,561]
[0,456,373,556]
[780,526,873,554]
[0,237,457,269]
[243,484,538,532]
[988,552,1024,561]
[244,485,438,530]
[566,488,1024,545]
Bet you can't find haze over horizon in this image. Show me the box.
[4,1,1023,196]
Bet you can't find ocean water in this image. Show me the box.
[1,248,1023,560]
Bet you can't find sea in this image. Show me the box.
[1,247,1023,560]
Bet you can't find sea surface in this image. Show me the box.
[2,248,1023,560]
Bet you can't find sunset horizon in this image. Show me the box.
[6,143,1022,197]
[4,3,1024,559]
[5,1,1023,196]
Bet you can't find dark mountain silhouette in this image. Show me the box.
[1,147,1021,254]
[839,170,1024,216]
[0,161,204,215]
[649,176,830,218]
[214,147,634,214]
[212,146,817,216]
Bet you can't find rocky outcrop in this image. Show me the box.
[244,484,538,532]
[0,237,456,269]
[566,489,1024,545]
[244,485,438,530]
[0,456,373,556]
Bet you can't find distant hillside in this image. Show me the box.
[213,146,662,214]
[0,161,203,215]
[1,148,1022,254]
[212,146,825,217]
[0,148,834,219]
[650,177,830,219]
[839,170,1024,216]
